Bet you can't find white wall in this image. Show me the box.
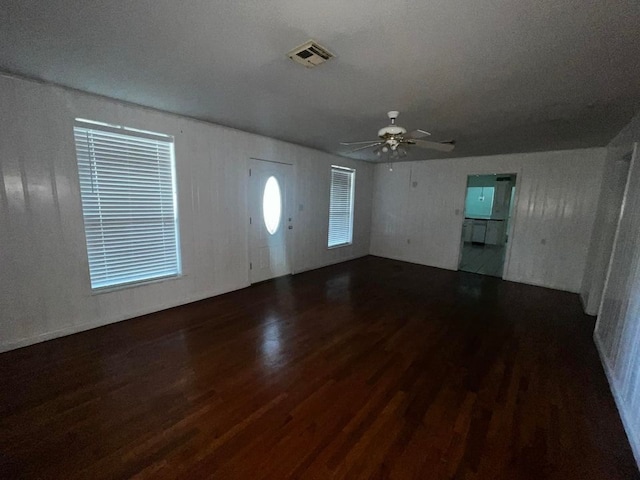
[593,112,640,469]
[0,75,373,352]
[370,148,606,292]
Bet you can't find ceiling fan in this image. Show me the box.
[341,111,455,158]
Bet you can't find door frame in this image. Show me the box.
[246,157,296,283]
[596,142,637,320]
[456,171,520,280]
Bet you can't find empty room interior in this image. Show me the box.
[1,1,640,479]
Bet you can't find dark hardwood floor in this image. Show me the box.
[0,256,637,479]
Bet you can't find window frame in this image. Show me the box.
[73,119,182,292]
[327,165,356,249]
[465,186,495,219]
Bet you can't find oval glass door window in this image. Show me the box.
[263,176,282,235]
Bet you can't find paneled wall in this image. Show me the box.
[0,76,373,352]
[370,149,606,292]
[593,112,640,468]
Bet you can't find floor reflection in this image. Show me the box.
[261,315,282,371]
[323,271,352,303]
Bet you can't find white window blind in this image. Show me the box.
[73,120,181,289]
[328,166,355,248]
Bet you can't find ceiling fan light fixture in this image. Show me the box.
[340,110,455,158]
[378,125,407,137]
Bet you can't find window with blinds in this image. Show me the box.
[328,166,355,248]
[73,120,181,290]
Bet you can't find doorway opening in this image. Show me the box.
[459,173,517,278]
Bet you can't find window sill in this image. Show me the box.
[90,273,183,295]
[328,242,352,250]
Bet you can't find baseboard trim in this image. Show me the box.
[367,252,455,272]
[0,283,249,353]
[594,331,640,471]
[1,254,371,354]
[292,253,368,275]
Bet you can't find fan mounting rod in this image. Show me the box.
[379,110,406,137]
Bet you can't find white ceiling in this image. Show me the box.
[2,0,639,161]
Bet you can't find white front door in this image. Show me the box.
[248,159,292,283]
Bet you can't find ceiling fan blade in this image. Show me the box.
[405,129,431,139]
[340,140,382,146]
[412,139,455,152]
[347,142,384,153]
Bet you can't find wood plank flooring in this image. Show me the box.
[0,256,638,479]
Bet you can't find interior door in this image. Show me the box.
[248,159,292,283]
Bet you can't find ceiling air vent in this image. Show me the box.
[287,40,334,68]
